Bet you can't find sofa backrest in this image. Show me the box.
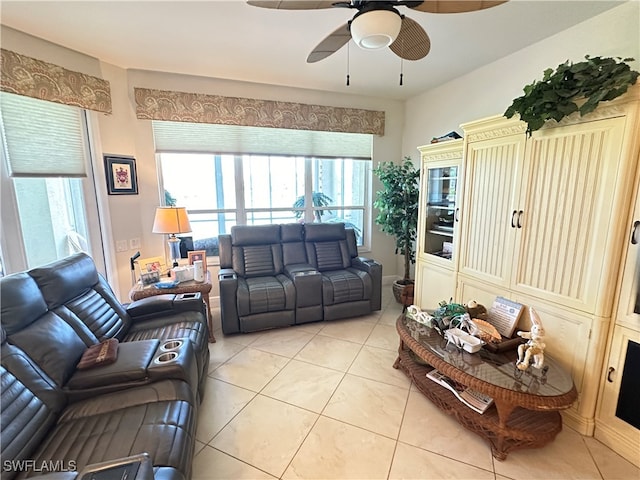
[304,223,352,272]
[230,224,284,278]
[0,273,87,387]
[281,223,308,266]
[1,330,65,479]
[28,252,132,341]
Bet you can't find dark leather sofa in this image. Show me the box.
[218,222,382,334]
[1,253,210,480]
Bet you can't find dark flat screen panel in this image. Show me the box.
[616,340,640,429]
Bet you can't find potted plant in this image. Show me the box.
[373,157,420,305]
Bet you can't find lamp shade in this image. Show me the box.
[350,9,402,50]
[152,207,192,234]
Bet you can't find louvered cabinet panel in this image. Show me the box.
[513,117,625,313]
[458,134,525,287]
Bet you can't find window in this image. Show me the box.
[0,92,104,273]
[159,153,369,247]
[154,121,372,250]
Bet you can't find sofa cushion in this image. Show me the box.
[8,311,87,387]
[237,275,295,316]
[1,340,66,480]
[233,244,283,277]
[29,380,195,478]
[0,273,49,335]
[231,224,280,246]
[124,313,206,346]
[28,252,100,309]
[59,280,130,341]
[321,268,372,305]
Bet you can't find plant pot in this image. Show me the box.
[393,280,414,306]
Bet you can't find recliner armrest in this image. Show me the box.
[284,263,316,279]
[218,269,240,334]
[25,454,155,480]
[351,256,381,273]
[218,268,237,281]
[77,453,154,480]
[126,293,204,322]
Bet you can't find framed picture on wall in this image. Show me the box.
[104,155,138,195]
[187,250,207,271]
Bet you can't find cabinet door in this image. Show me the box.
[417,140,464,271]
[512,117,625,314]
[415,262,456,309]
[458,134,526,287]
[615,186,640,331]
[596,325,640,467]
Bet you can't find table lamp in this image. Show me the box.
[152,206,192,267]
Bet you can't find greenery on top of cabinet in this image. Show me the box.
[505,56,639,135]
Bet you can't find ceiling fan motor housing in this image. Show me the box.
[349,6,402,50]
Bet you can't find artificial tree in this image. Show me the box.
[373,157,420,303]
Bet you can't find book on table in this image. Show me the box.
[426,369,494,414]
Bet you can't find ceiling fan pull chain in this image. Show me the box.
[399,57,404,86]
[346,41,351,86]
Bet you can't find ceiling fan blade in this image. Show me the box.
[410,1,507,13]
[389,16,431,61]
[247,1,336,9]
[307,23,351,63]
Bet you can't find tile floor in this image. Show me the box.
[194,292,640,479]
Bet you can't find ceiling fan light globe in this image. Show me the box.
[350,9,402,50]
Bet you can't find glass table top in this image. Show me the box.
[401,315,575,397]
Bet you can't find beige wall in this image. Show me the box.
[93,68,404,301]
[402,1,640,158]
[4,1,638,301]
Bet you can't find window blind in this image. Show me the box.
[152,121,372,159]
[0,92,87,177]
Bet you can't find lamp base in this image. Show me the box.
[168,236,181,268]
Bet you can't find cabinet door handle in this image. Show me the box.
[455,208,460,222]
[511,210,518,228]
[631,220,640,245]
[517,210,524,229]
[607,367,615,383]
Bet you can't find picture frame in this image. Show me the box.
[187,250,207,270]
[104,155,138,195]
[137,256,167,277]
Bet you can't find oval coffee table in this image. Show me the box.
[394,314,577,460]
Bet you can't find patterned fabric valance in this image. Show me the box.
[134,87,385,136]
[0,49,112,114]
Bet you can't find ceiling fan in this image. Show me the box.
[247,1,506,63]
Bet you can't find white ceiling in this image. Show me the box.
[0,1,624,100]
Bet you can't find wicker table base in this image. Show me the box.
[394,315,577,460]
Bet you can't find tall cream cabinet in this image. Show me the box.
[414,84,640,458]
[415,139,463,308]
[595,179,640,467]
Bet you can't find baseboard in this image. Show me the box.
[594,422,640,468]
[382,275,400,286]
[562,409,595,436]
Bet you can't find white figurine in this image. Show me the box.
[516,308,546,371]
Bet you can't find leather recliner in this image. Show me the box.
[218,223,382,334]
[0,253,210,479]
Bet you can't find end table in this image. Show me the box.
[129,271,216,343]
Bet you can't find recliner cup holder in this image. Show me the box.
[161,340,184,351]
[155,351,179,364]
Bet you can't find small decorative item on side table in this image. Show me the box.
[129,271,216,343]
